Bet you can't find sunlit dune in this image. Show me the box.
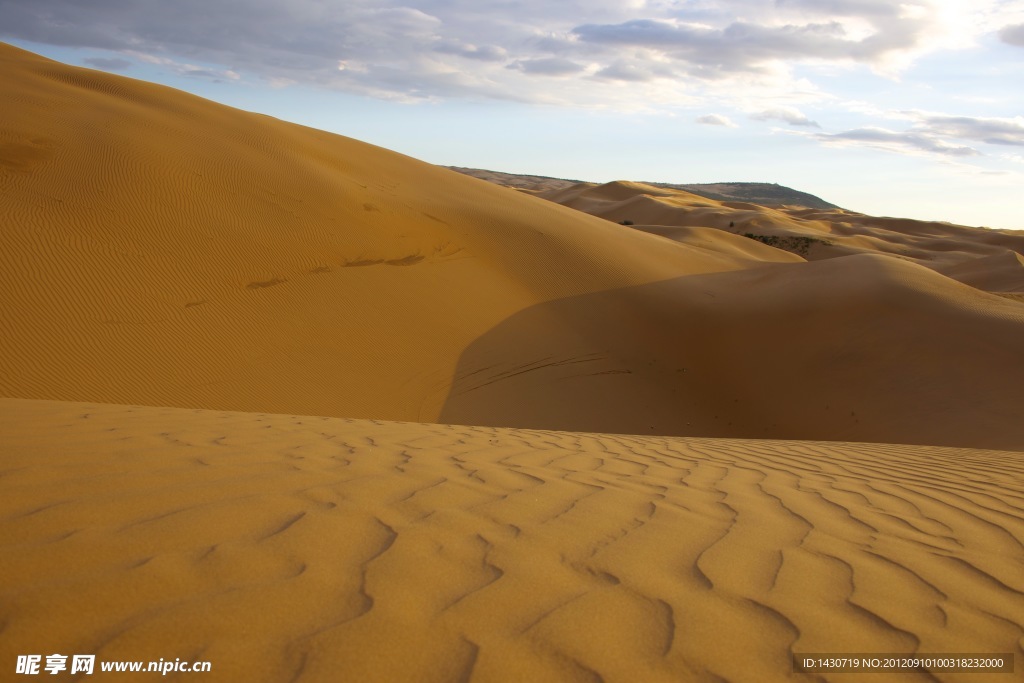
[2,42,1023,448]
[0,42,713,423]
[534,180,1024,295]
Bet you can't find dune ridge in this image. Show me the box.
[1,398,1021,682]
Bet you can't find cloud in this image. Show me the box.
[571,13,928,77]
[572,19,848,74]
[696,113,737,127]
[806,111,1024,161]
[815,127,980,157]
[0,0,1007,113]
[593,61,656,82]
[128,51,240,82]
[751,107,820,127]
[911,114,1024,146]
[508,57,586,76]
[997,23,1024,47]
[83,57,132,71]
[435,41,507,62]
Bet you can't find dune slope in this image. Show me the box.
[1,399,1022,682]
[0,42,722,421]
[442,254,1024,450]
[2,42,1023,449]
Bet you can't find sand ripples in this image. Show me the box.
[1,399,1020,682]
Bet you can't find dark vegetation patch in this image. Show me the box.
[743,233,833,257]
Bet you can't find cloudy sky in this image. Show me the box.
[2,0,1023,228]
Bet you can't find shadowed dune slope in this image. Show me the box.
[1,399,1022,683]
[0,42,735,421]
[441,254,1024,451]
[938,250,1024,293]
[539,182,1024,290]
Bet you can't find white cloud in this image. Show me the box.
[798,109,1024,163]
[812,126,979,157]
[696,113,738,127]
[83,56,132,71]
[435,40,508,62]
[751,106,820,127]
[908,113,1024,146]
[126,51,240,82]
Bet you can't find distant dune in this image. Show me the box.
[2,42,1023,448]
[448,166,839,208]
[2,43,1023,683]
[454,168,1024,296]
[536,179,1024,295]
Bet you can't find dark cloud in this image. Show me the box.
[998,23,1024,48]
[184,68,227,80]
[752,108,820,127]
[0,0,989,108]
[83,56,132,71]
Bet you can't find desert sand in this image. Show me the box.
[533,180,1024,294]
[1,42,1023,681]
[2,398,1022,682]
[2,42,1023,448]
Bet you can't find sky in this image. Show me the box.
[2,0,1023,229]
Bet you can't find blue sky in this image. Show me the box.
[2,1,1023,229]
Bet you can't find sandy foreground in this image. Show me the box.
[1,398,1022,682]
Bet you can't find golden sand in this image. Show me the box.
[2,399,1022,682]
[538,180,1024,293]
[1,42,1023,682]
[2,43,1023,448]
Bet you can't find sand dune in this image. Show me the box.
[2,41,1024,683]
[1,398,1021,682]
[2,42,1023,449]
[450,167,839,209]
[938,250,1024,294]
[0,42,720,421]
[538,181,1024,287]
[442,253,1024,450]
